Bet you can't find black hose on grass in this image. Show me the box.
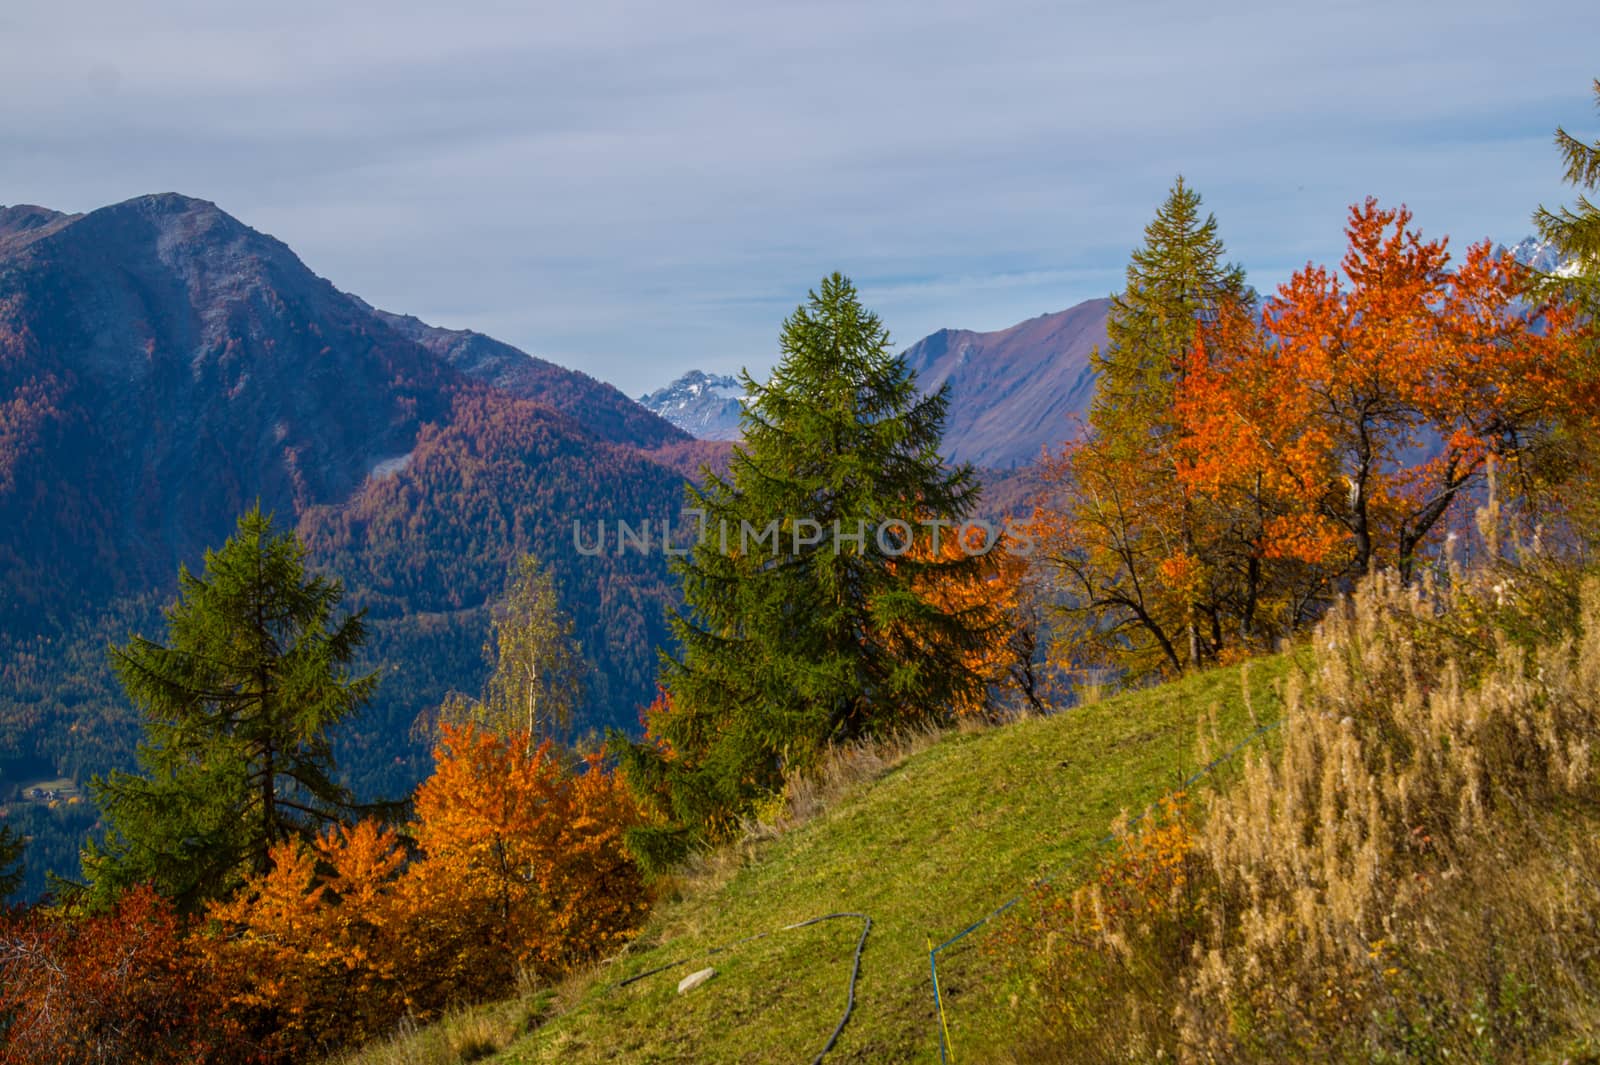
[614,911,873,1064]
[792,913,872,1063]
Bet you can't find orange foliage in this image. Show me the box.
[0,886,254,1064]
[202,822,411,1057]
[1037,200,1594,681]
[199,725,650,1060]
[409,724,650,981]
[1031,426,1205,676]
[906,529,1038,716]
[1179,201,1593,579]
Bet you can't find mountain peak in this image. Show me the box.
[118,191,222,214]
[78,192,245,242]
[0,203,68,234]
[638,371,745,440]
[1500,234,1582,278]
[0,192,273,274]
[899,297,1112,469]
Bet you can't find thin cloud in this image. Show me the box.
[0,0,1594,390]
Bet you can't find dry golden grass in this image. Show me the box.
[326,983,554,1065]
[1002,555,1600,1064]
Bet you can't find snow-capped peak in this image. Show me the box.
[1500,235,1584,278]
[637,370,746,440]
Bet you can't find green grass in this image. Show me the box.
[487,652,1301,1064]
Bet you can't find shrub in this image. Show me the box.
[0,886,254,1064]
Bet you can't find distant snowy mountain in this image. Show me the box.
[1501,235,1583,277]
[639,370,745,440]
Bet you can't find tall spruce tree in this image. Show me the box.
[615,273,997,866]
[82,506,377,910]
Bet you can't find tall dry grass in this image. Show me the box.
[324,981,554,1065]
[1004,553,1600,1064]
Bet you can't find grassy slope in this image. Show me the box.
[499,653,1301,1064]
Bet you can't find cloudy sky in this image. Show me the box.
[2,0,1596,394]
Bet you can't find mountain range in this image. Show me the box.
[0,193,1577,900]
[0,194,701,896]
[639,301,1111,468]
[642,234,1575,469]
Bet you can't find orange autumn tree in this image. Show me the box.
[1168,292,1342,636]
[904,526,1044,716]
[204,820,411,1058]
[1180,200,1593,585]
[1033,431,1208,678]
[407,724,649,987]
[202,727,649,1060]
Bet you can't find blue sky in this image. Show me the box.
[1,0,1596,394]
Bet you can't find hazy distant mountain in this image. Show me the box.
[899,298,1111,469]
[896,232,1591,470]
[638,370,745,440]
[368,302,686,449]
[642,299,1111,467]
[641,232,1583,475]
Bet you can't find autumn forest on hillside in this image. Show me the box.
[4,79,1600,1065]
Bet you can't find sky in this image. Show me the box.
[1,0,1596,396]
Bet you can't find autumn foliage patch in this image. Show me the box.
[1,726,647,1063]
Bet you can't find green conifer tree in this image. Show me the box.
[615,273,998,867]
[1535,78,1600,286]
[81,506,377,910]
[1533,79,1600,542]
[1090,175,1247,452]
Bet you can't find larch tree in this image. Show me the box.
[82,506,378,911]
[1089,175,1248,451]
[1037,177,1249,677]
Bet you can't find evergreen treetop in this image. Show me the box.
[1091,175,1248,454]
[1536,79,1600,296]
